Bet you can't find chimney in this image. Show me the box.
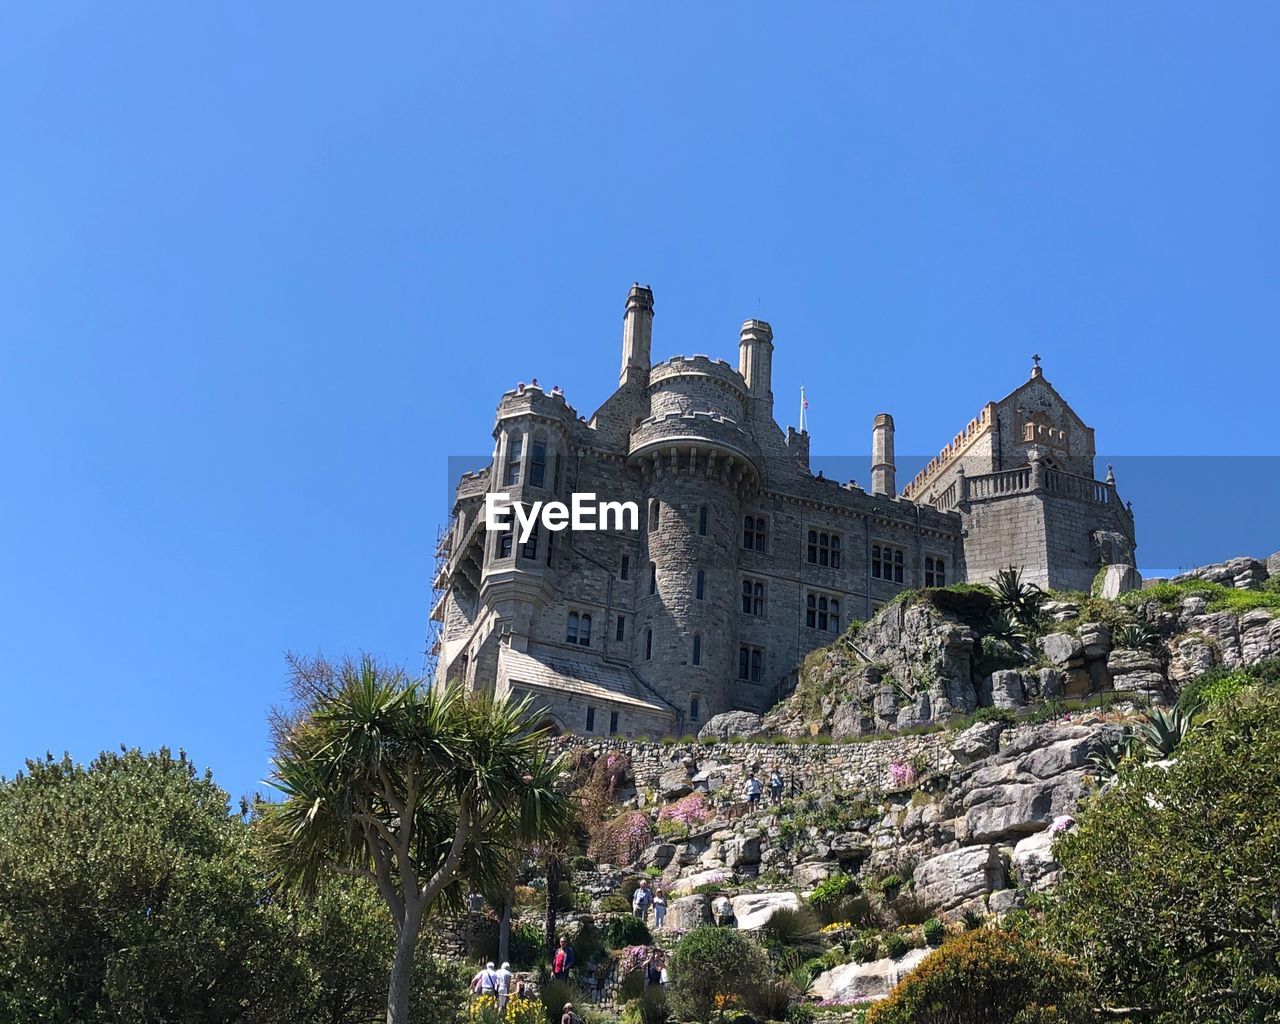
[871,413,896,496]
[738,319,774,412]
[619,284,654,387]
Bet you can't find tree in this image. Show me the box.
[667,925,769,1023]
[1046,689,1280,1022]
[865,928,1091,1024]
[259,657,573,1024]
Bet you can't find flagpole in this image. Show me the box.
[800,383,807,432]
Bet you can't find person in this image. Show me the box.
[632,879,652,919]
[745,772,763,811]
[660,961,669,988]
[552,935,575,981]
[494,961,513,1013]
[644,951,662,990]
[769,767,784,806]
[471,961,498,998]
[561,1002,583,1024]
[652,888,667,930]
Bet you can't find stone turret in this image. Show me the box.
[619,284,654,387]
[738,319,774,416]
[871,413,896,496]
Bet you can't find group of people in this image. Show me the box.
[469,960,519,1012]
[629,878,667,929]
[744,767,791,811]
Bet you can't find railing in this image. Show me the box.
[931,465,1126,513]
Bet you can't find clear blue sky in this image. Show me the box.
[3,4,1278,802]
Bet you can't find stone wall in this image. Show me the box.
[552,730,960,802]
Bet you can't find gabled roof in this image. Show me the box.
[995,370,1092,437]
[498,645,677,718]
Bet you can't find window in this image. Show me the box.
[497,531,513,559]
[807,530,841,569]
[738,645,763,682]
[695,569,705,600]
[690,696,700,723]
[504,436,522,486]
[616,615,626,642]
[519,521,538,560]
[648,499,660,532]
[645,628,653,660]
[649,562,657,595]
[609,710,620,735]
[620,555,630,581]
[566,612,592,646]
[925,556,947,587]
[741,578,765,616]
[806,593,840,632]
[872,544,906,584]
[530,441,547,487]
[698,505,708,535]
[692,633,702,665]
[585,707,595,732]
[742,515,767,552]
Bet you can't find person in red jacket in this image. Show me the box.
[552,935,575,981]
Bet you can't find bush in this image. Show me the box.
[808,873,861,912]
[875,874,905,900]
[537,979,591,1024]
[590,811,652,866]
[621,988,670,1024]
[882,932,911,959]
[921,918,944,946]
[865,929,1091,1024]
[745,977,800,1021]
[603,915,652,950]
[787,1004,818,1024]
[668,926,769,1023]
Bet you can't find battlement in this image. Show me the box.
[495,382,578,422]
[648,354,747,392]
[902,403,995,499]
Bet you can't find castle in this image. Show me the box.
[432,285,1137,738]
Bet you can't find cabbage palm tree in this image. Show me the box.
[259,657,572,1024]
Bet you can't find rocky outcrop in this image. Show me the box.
[666,893,709,931]
[729,891,801,930]
[1011,829,1060,892]
[697,711,765,742]
[912,845,1006,916]
[811,948,932,1003]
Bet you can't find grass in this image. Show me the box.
[1121,578,1280,614]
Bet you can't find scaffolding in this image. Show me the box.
[422,524,450,680]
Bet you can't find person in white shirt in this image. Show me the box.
[745,772,763,811]
[471,961,498,998]
[494,962,513,1012]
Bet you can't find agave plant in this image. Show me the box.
[992,566,1046,630]
[1137,706,1194,759]
[1116,621,1161,652]
[1088,729,1141,776]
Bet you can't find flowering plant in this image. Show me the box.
[1049,814,1076,833]
[590,810,652,865]
[888,760,917,789]
[616,944,652,974]
[658,792,711,830]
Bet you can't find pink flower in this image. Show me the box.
[658,793,711,829]
[1049,814,1075,833]
[888,760,917,789]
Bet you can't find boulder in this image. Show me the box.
[949,720,1006,764]
[829,832,873,861]
[640,843,677,869]
[1078,622,1112,659]
[1268,551,1280,580]
[990,670,1027,709]
[658,765,693,800]
[697,711,765,743]
[962,772,1088,842]
[1012,828,1060,892]
[1036,667,1064,699]
[912,845,1007,914]
[1100,564,1142,598]
[1168,638,1217,683]
[666,893,709,932]
[794,861,837,887]
[811,948,932,1004]
[722,835,761,868]
[1042,632,1084,667]
[671,868,730,895]
[1108,649,1167,700]
[729,891,801,930]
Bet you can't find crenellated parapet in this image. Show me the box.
[902,403,995,500]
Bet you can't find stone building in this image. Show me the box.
[432,285,1136,738]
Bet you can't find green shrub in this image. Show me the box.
[621,988,670,1024]
[865,929,1091,1024]
[668,926,769,1023]
[762,907,826,959]
[973,706,1016,725]
[808,873,861,911]
[848,930,884,962]
[922,918,944,946]
[603,915,652,949]
[874,874,904,900]
[599,894,630,913]
[882,932,911,959]
[787,1004,818,1024]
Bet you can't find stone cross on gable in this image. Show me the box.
[1032,354,1041,369]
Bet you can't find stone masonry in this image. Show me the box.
[432,284,1138,738]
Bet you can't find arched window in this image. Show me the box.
[692,633,702,666]
[566,612,579,644]
[690,696,700,723]
[698,505,708,535]
[648,499,661,532]
[504,435,522,486]
[695,569,705,600]
[649,562,657,595]
[645,628,653,660]
[579,614,592,646]
[529,441,547,487]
